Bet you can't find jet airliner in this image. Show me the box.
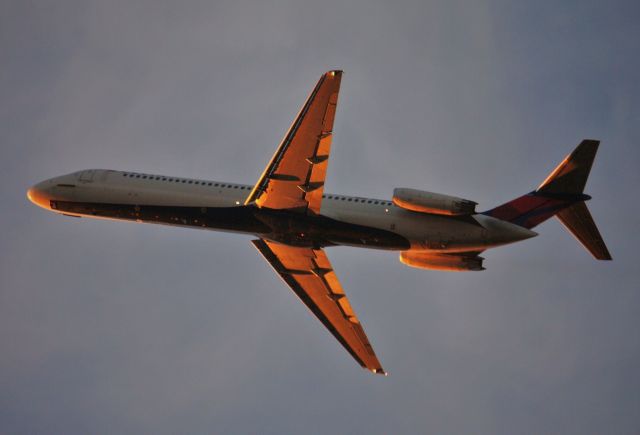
[28,70,611,375]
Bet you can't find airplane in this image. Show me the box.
[28,70,611,375]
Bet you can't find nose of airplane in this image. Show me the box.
[27,181,52,209]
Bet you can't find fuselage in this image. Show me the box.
[28,169,536,253]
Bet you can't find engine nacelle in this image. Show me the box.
[392,188,477,216]
[400,251,485,272]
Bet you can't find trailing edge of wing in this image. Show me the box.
[251,239,386,375]
[245,71,342,215]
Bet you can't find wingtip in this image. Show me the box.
[370,368,388,376]
[595,247,613,261]
[327,70,343,77]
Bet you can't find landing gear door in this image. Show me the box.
[78,170,95,183]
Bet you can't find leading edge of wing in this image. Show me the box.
[251,239,386,375]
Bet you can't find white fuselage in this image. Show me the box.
[28,169,536,254]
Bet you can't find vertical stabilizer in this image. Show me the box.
[537,139,599,194]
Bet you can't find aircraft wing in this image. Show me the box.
[251,239,386,374]
[245,71,342,215]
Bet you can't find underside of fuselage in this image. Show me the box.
[51,200,411,250]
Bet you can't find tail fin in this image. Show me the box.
[483,139,611,260]
[536,139,599,194]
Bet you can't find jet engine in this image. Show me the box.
[399,251,484,271]
[392,188,477,216]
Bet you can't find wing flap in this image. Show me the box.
[252,239,385,374]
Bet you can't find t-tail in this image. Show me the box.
[483,139,612,260]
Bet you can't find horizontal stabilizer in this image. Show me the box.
[555,202,612,260]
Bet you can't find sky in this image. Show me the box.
[1,1,639,433]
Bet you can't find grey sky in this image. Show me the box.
[2,1,639,433]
